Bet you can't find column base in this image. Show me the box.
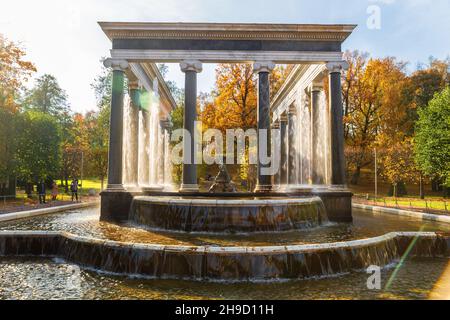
[107,184,125,191]
[179,184,200,193]
[254,184,274,193]
[329,184,348,191]
[288,185,314,192]
[100,189,134,222]
[141,186,165,193]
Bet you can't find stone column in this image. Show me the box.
[272,120,281,188]
[310,83,324,185]
[279,114,288,189]
[326,62,348,187]
[157,120,165,185]
[128,80,141,187]
[254,61,275,193]
[104,58,128,190]
[180,60,202,192]
[139,98,150,187]
[162,120,171,187]
[287,104,297,185]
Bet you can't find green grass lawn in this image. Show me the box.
[353,190,449,212]
[5,178,104,205]
[70,179,104,192]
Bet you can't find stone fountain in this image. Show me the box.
[96,21,356,280]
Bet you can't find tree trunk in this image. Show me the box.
[25,183,33,198]
[419,174,425,199]
[100,176,104,191]
[350,166,361,185]
[393,183,398,198]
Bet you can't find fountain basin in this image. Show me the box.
[0,230,449,281]
[129,196,328,233]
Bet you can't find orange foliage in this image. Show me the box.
[201,63,290,133]
[0,35,36,112]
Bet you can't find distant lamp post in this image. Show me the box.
[374,148,378,205]
[447,65,450,86]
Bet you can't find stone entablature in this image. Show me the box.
[99,22,357,42]
[100,22,355,64]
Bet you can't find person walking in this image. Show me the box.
[70,179,81,202]
[37,180,46,204]
[51,181,58,201]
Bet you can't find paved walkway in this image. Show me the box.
[353,203,450,224]
[0,201,99,223]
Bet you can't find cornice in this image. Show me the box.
[99,22,357,42]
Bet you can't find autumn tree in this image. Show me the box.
[84,110,109,190]
[200,63,289,189]
[0,35,36,112]
[342,51,410,185]
[379,135,419,197]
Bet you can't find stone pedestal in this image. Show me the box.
[100,190,136,222]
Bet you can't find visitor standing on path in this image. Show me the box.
[37,181,46,204]
[51,181,58,201]
[70,179,81,202]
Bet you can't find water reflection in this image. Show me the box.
[0,257,448,300]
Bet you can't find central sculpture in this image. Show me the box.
[209,165,237,193]
[99,22,355,231]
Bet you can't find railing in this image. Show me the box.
[0,194,27,212]
[353,194,449,215]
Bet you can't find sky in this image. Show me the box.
[1,0,449,113]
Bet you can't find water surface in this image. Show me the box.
[0,257,449,300]
[1,207,450,247]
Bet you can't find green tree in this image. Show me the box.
[415,87,450,189]
[15,111,61,195]
[404,58,449,131]
[22,74,70,118]
[0,108,19,195]
[21,73,76,191]
[87,64,115,187]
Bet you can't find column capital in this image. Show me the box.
[128,80,140,90]
[103,58,129,71]
[310,83,324,92]
[325,61,349,74]
[180,60,203,73]
[253,61,275,73]
[280,113,288,122]
[160,119,171,129]
[272,120,280,129]
[288,104,297,116]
